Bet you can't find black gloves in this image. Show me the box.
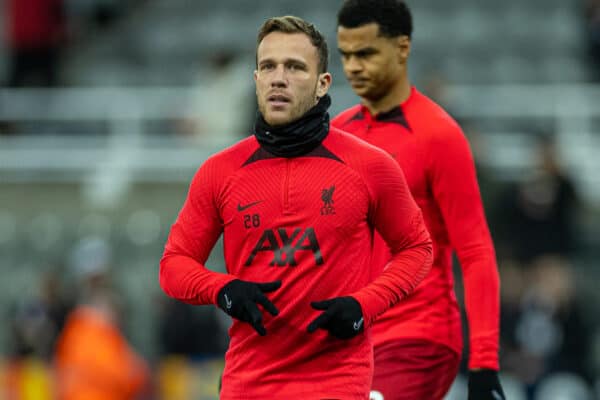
[468,370,505,400]
[307,296,364,339]
[217,279,281,336]
[217,281,364,339]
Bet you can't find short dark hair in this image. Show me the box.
[337,0,413,38]
[257,15,329,73]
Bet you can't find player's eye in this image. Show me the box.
[260,63,275,71]
[288,63,305,71]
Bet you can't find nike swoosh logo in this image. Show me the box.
[491,390,503,400]
[224,294,232,309]
[237,201,262,212]
[353,317,364,331]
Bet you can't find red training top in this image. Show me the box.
[332,87,500,371]
[160,128,432,399]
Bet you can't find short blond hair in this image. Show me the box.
[256,15,329,73]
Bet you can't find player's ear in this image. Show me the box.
[397,35,411,63]
[316,72,332,99]
[253,70,259,98]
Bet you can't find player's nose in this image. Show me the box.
[270,65,288,87]
[344,56,363,73]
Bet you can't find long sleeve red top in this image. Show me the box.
[159,127,432,399]
[332,87,500,370]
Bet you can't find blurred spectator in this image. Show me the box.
[500,255,592,398]
[5,269,71,399]
[175,51,256,145]
[54,237,149,400]
[158,298,228,359]
[9,272,71,361]
[420,72,452,111]
[462,126,502,216]
[9,299,54,359]
[495,135,579,262]
[419,71,474,128]
[66,0,137,35]
[584,0,600,80]
[4,0,67,86]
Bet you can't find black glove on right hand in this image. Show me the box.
[468,369,505,400]
[307,296,364,339]
[217,279,281,336]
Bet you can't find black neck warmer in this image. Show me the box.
[254,94,331,158]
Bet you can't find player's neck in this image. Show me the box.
[362,77,411,116]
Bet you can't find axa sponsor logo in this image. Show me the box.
[244,227,323,266]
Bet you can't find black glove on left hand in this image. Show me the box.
[468,370,505,400]
[216,279,281,336]
[307,296,364,339]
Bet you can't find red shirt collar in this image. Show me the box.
[357,86,416,131]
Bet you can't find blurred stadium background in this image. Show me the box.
[1,0,600,399]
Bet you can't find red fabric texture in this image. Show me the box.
[332,87,500,371]
[371,339,460,400]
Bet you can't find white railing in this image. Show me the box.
[0,84,599,203]
[0,87,240,207]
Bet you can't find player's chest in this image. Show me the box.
[218,158,369,236]
[357,127,429,199]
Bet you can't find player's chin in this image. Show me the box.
[350,84,373,97]
[264,110,294,126]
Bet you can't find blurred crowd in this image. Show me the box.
[585,0,600,81]
[3,0,145,87]
[3,235,229,399]
[463,130,596,399]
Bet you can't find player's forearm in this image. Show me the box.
[433,133,501,369]
[159,253,235,305]
[447,189,500,370]
[460,248,500,370]
[352,238,432,327]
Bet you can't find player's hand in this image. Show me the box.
[468,370,505,400]
[217,279,281,336]
[307,296,364,339]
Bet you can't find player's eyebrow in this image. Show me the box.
[338,47,378,57]
[258,57,308,67]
